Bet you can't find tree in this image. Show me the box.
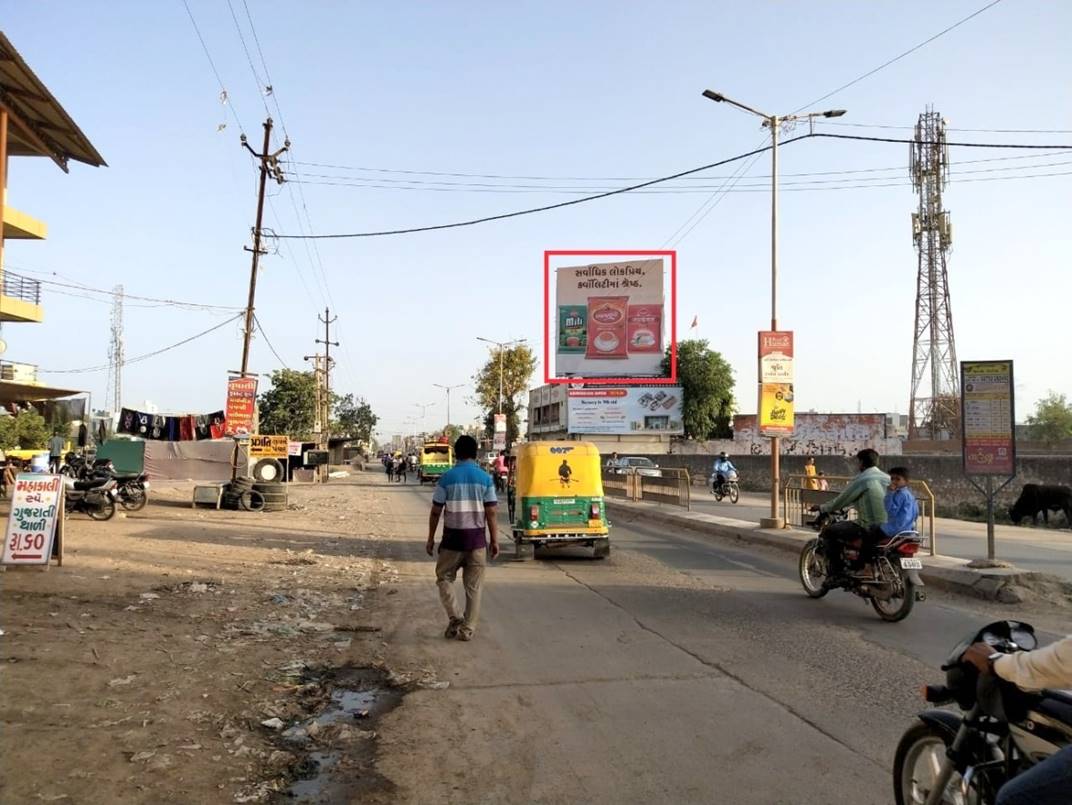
[1027,392,1072,445]
[333,394,378,444]
[661,339,735,440]
[473,343,537,446]
[258,369,327,440]
[0,409,51,450]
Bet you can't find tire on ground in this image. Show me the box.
[251,459,284,483]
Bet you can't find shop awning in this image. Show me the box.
[0,380,83,404]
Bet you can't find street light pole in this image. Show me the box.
[702,90,845,529]
[433,384,463,432]
[476,337,527,415]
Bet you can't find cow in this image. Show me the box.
[1009,484,1072,528]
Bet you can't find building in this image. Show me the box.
[0,32,106,407]
[527,382,683,454]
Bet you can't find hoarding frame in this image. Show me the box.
[544,250,678,385]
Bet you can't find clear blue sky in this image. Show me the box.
[4,1,1069,440]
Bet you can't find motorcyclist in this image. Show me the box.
[712,452,736,490]
[813,448,889,580]
[964,635,1072,804]
[493,451,508,492]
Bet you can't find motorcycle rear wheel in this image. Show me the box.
[799,539,829,598]
[893,721,980,805]
[120,487,148,511]
[871,563,915,622]
[89,498,117,521]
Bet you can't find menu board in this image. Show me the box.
[2,474,63,565]
[961,360,1015,476]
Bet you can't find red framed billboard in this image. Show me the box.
[961,360,1016,476]
[543,250,677,385]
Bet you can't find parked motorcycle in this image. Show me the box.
[798,509,926,621]
[63,475,118,520]
[114,471,150,511]
[892,620,1070,804]
[709,470,740,503]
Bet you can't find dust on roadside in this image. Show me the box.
[0,471,441,804]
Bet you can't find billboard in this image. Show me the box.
[554,259,665,378]
[758,331,794,436]
[225,376,258,436]
[961,360,1015,476]
[567,387,683,435]
[493,413,507,452]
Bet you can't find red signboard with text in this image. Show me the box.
[225,377,258,436]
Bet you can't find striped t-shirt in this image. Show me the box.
[432,459,497,551]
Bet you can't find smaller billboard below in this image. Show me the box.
[961,360,1015,476]
[567,387,683,435]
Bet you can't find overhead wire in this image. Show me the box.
[180,0,245,134]
[252,313,290,369]
[42,312,245,374]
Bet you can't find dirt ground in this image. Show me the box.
[0,470,442,804]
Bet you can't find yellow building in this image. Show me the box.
[0,32,106,404]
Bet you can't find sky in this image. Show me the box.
[3,0,1070,442]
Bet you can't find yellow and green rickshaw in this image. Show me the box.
[511,440,609,559]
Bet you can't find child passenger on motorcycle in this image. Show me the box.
[881,467,918,537]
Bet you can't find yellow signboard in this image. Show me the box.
[759,383,794,436]
[248,434,289,459]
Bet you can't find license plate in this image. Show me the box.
[554,499,575,505]
[900,558,923,570]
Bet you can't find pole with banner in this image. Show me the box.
[758,331,794,528]
[961,360,1016,562]
[493,413,507,453]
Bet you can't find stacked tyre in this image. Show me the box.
[254,481,287,512]
[221,476,265,512]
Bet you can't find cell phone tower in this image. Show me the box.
[105,285,124,412]
[908,107,959,440]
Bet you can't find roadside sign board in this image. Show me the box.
[2,474,63,565]
[758,331,794,436]
[493,414,507,452]
[961,360,1015,476]
[248,434,289,459]
[224,377,258,436]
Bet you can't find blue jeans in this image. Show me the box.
[996,744,1072,804]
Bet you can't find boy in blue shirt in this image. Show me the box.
[881,466,919,537]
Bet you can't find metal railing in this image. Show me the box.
[1,271,42,306]
[601,467,691,510]
[782,474,937,556]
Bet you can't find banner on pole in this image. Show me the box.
[758,331,794,436]
[225,377,258,436]
[493,414,507,451]
[961,360,1015,476]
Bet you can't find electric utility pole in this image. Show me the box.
[316,307,339,448]
[238,118,289,376]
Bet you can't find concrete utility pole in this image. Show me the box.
[702,90,845,530]
[238,118,289,376]
[316,307,339,448]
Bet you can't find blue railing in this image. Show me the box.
[2,271,42,305]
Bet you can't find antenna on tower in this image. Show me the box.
[106,285,124,412]
[908,107,959,440]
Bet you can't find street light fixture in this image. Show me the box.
[476,336,527,413]
[702,89,847,530]
[432,383,464,431]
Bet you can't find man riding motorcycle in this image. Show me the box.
[813,448,889,582]
[712,452,736,489]
[963,634,1072,803]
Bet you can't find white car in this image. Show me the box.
[613,456,663,478]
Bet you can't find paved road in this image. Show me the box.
[381,478,1062,804]
[686,489,1072,580]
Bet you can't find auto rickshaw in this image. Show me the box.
[418,441,453,484]
[511,441,609,559]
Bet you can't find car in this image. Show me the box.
[613,456,662,478]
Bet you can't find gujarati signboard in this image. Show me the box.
[758,331,794,437]
[2,474,63,566]
[493,414,507,452]
[225,377,258,436]
[248,434,289,459]
[961,360,1015,476]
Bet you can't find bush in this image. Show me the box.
[0,409,51,450]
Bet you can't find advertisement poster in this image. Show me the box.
[758,331,795,437]
[493,413,507,452]
[225,376,258,436]
[249,434,289,459]
[555,260,665,377]
[961,360,1015,476]
[567,387,683,435]
[2,474,62,565]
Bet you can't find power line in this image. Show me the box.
[42,312,244,374]
[274,136,811,239]
[225,0,271,116]
[253,313,290,369]
[179,0,245,134]
[812,133,1072,149]
[794,0,1006,111]
[818,121,1072,135]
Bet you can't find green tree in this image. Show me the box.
[0,409,51,450]
[473,343,537,447]
[1027,391,1072,445]
[258,369,328,440]
[661,339,735,439]
[333,394,378,444]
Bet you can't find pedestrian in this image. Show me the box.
[804,456,819,491]
[426,435,499,642]
[396,455,407,484]
[384,454,394,481]
[817,471,829,491]
[48,431,66,474]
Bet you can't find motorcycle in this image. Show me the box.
[893,620,1071,804]
[798,509,926,622]
[114,471,150,511]
[63,475,118,520]
[709,470,740,504]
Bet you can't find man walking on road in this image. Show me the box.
[426,435,499,641]
[48,432,66,474]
